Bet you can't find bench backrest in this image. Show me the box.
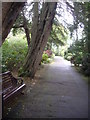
[1,71,13,90]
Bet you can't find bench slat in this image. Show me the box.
[1,71,26,102]
[3,84,26,101]
[2,76,12,80]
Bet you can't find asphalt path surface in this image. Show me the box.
[5,56,88,118]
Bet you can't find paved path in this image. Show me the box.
[5,56,88,118]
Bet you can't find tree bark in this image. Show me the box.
[1,2,25,47]
[12,11,31,47]
[22,12,31,47]
[88,5,90,53]
[23,2,57,78]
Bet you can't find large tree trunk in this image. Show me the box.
[23,2,57,78]
[1,2,25,46]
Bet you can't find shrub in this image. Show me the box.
[41,53,49,63]
[44,50,52,57]
[2,36,28,72]
[74,55,82,65]
[64,53,72,61]
[41,50,54,64]
[82,53,90,76]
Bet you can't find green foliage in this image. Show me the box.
[66,2,90,76]
[41,52,54,64]
[49,23,68,47]
[65,40,84,63]
[82,53,90,76]
[65,39,90,76]
[74,55,82,65]
[2,34,28,72]
[18,67,30,77]
[41,53,49,64]
[68,2,90,53]
[46,20,69,54]
[64,53,72,61]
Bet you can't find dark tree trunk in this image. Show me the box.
[12,11,31,47]
[1,2,25,46]
[88,6,90,53]
[23,2,57,78]
[22,12,30,47]
[24,25,31,47]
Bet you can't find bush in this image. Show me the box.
[41,53,49,63]
[2,36,28,72]
[44,50,52,57]
[41,50,54,64]
[74,55,82,65]
[64,53,72,61]
[2,65,8,73]
[82,53,90,76]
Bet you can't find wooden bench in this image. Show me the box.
[1,71,26,102]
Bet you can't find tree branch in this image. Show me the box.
[66,2,74,10]
[13,25,24,28]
